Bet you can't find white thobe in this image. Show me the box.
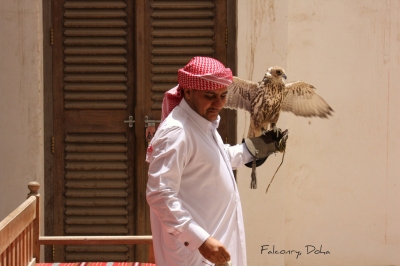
[146,99,252,266]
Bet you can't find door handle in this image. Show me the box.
[124,116,161,128]
[123,116,135,127]
[124,116,161,143]
[144,116,161,127]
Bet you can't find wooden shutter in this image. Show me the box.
[52,0,135,261]
[63,133,130,261]
[145,0,230,142]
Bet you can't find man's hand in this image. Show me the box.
[198,236,231,264]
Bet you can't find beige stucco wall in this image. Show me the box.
[237,0,400,265]
[0,0,44,220]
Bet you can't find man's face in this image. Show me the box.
[183,87,228,122]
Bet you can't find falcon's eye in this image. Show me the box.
[276,70,281,75]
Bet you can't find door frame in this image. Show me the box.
[42,0,53,261]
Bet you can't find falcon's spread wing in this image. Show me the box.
[225,76,258,112]
[282,81,333,118]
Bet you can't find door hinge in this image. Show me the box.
[225,28,228,46]
[51,136,54,154]
[50,28,53,45]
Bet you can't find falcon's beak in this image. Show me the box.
[283,74,287,80]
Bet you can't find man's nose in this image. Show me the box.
[213,97,225,108]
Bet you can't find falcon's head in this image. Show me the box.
[263,66,287,84]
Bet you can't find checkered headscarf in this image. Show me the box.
[161,57,232,121]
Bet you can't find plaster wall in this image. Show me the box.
[237,0,400,265]
[0,0,44,221]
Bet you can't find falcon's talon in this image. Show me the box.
[271,125,281,138]
[260,127,268,135]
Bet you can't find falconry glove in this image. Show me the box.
[244,128,288,189]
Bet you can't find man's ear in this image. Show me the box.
[183,88,191,100]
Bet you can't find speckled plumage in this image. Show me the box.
[225,66,333,137]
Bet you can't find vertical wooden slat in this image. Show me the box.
[125,0,135,261]
[214,0,227,64]
[53,0,66,261]
[19,233,23,266]
[14,237,18,266]
[28,223,32,261]
[22,228,27,266]
[224,0,237,146]
[148,243,155,264]
[19,234,23,266]
[14,240,17,265]
[16,235,20,266]
[9,242,12,266]
[43,0,54,259]
[29,223,33,264]
[134,0,152,262]
[11,242,15,266]
[214,0,231,145]
[25,224,29,263]
[6,245,11,266]
[14,241,17,266]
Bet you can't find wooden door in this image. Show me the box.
[52,0,136,261]
[48,0,234,262]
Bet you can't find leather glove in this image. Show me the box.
[243,128,288,189]
[244,128,288,160]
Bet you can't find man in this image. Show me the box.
[146,57,285,265]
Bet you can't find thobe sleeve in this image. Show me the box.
[224,143,253,169]
[146,126,210,252]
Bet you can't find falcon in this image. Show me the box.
[225,66,333,137]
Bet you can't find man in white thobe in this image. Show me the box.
[146,57,285,265]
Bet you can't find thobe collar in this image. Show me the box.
[178,99,220,134]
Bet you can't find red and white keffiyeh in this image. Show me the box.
[161,57,233,121]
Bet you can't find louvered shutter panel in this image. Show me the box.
[63,0,128,110]
[53,0,135,262]
[149,0,227,111]
[64,133,131,261]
